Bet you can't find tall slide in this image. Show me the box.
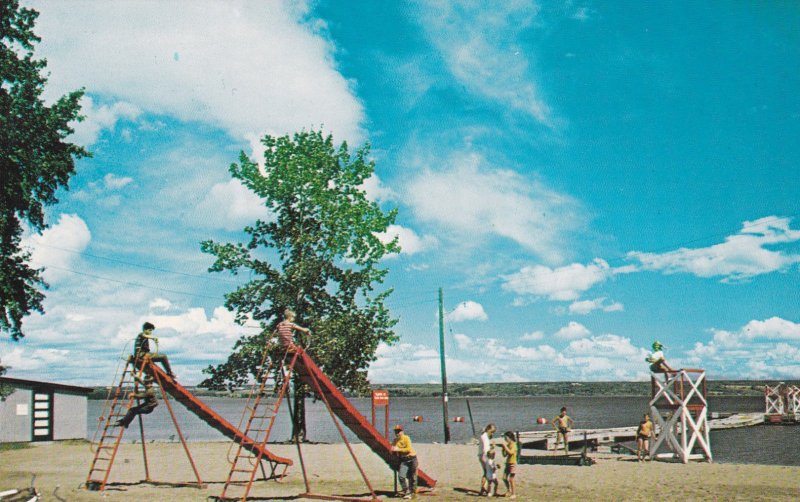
[146,362,293,467]
[294,351,437,488]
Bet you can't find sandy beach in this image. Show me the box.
[1,440,798,501]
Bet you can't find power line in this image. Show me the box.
[26,242,241,285]
[43,265,223,301]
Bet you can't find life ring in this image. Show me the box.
[412,415,424,422]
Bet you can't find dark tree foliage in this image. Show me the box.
[200,130,399,439]
[0,1,89,342]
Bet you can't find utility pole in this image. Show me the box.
[438,287,451,444]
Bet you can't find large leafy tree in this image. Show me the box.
[1,1,89,343]
[200,130,399,440]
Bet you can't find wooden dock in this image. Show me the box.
[517,412,764,451]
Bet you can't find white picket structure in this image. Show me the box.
[649,369,712,463]
[765,383,785,415]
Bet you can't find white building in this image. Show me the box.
[0,377,93,443]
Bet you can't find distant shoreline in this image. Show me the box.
[87,379,771,399]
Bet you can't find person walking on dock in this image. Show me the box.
[274,309,311,353]
[552,407,574,454]
[478,423,496,496]
[636,413,653,462]
[500,431,518,499]
[133,322,175,378]
[390,424,418,499]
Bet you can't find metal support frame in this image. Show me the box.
[649,368,712,463]
[86,355,205,492]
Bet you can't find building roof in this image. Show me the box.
[0,376,94,395]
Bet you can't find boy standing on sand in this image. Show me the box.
[552,407,574,454]
[391,424,418,499]
[636,413,653,462]
[500,431,518,499]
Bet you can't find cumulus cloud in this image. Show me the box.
[554,321,591,340]
[194,179,272,231]
[69,96,141,146]
[520,331,544,341]
[103,173,134,190]
[628,216,800,282]
[369,331,653,382]
[406,152,583,264]
[376,224,437,256]
[446,301,488,323]
[686,317,800,379]
[416,0,551,125]
[568,297,624,315]
[149,298,173,311]
[33,0,365,143]
[503,259,622,301]
[23,214,92,282]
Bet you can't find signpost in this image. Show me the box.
[371,389,390,439]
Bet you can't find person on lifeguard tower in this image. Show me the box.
[646,340,674,374]
[273,309,311,352]
[133,322,175,378]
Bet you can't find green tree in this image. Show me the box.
[1,0,89,342]
[200,130,399,440]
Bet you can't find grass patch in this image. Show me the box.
[0,441,32,451]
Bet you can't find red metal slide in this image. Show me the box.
[294,351,437,488]
[146,363,293,467]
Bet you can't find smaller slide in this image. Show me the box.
[146,362,293,467]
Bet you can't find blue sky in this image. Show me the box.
[4,1,800,385]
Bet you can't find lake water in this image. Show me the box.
[88,395,800,466]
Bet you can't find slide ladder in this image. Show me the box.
[219,351,298,501]
[86,356,149,491]
[294,351,437,488]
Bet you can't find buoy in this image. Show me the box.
[413,415,423,422]
[536,417,547,424]
[453,416,465,422]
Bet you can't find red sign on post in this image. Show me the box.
[371,389,390,438]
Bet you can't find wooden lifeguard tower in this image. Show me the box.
[764,382,800,424]
[649,368,712,463]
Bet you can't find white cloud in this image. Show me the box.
[361,174,396,203]
[687,317,800,379]
[568,297,624,315]
[503,259,618,301]
[69,96,141,146]
[520,331,544,341]
[554,321,591,340]
[369,331,653,382]
[194,179,272,231]
[376,225,437,256]
[103,173,134,190]
[628,216,800,281]
[149,298,173,311]
[406,152,583,264]
[417,0,551,125]
[446,301,488,323]
[23,214,91,283]
[33,0,365,143]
